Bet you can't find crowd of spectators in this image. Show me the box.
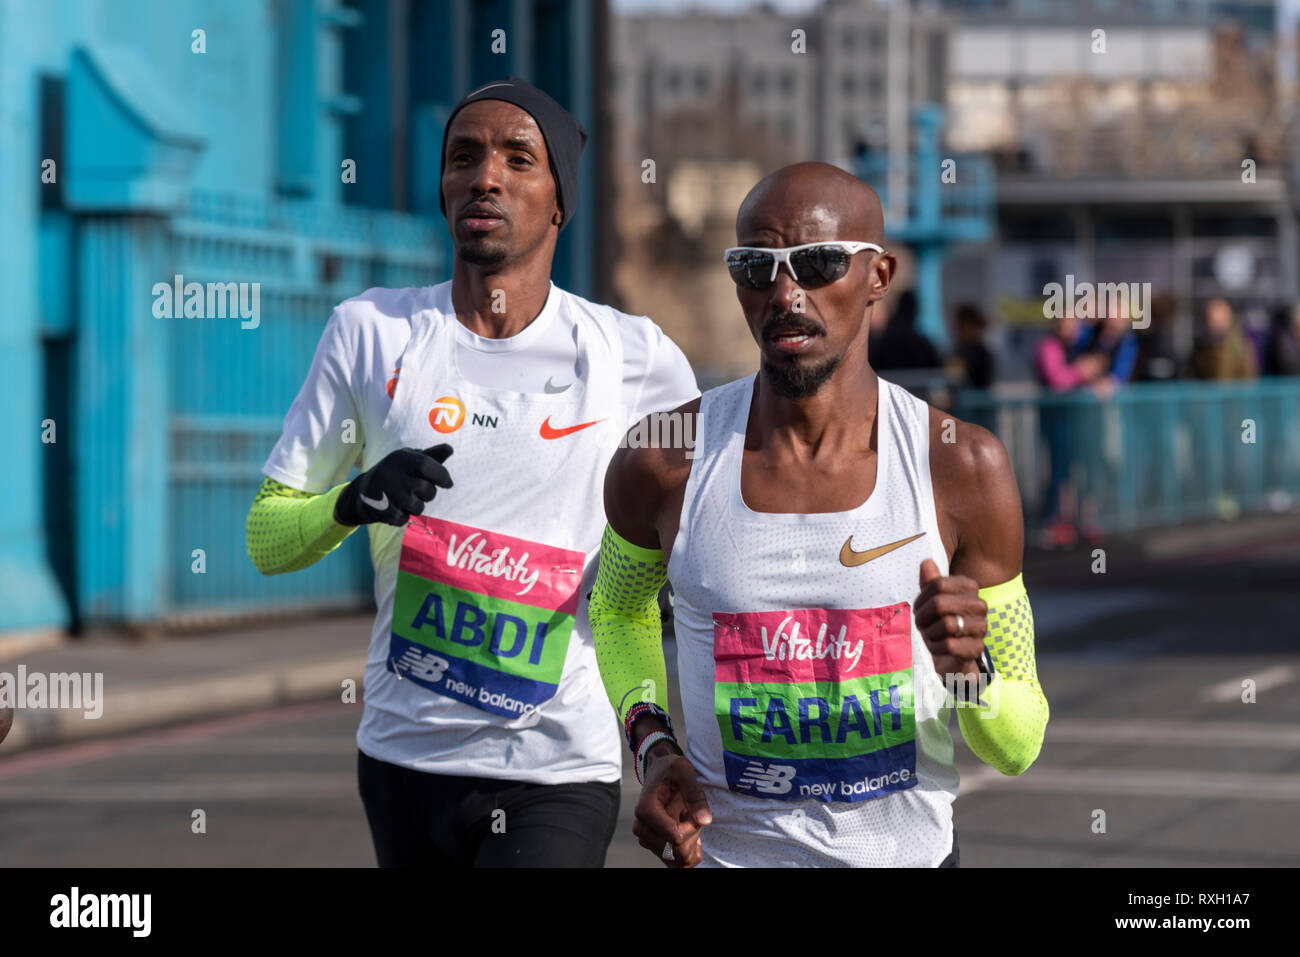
[868,290,1300,548]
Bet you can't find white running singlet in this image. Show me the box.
[263,280,698,784]
[668,374,959,866]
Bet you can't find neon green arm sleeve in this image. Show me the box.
[245,477,358,575]
[589,524,672,727]
[956,573,1049,775]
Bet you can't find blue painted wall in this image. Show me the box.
[1,0,600,631]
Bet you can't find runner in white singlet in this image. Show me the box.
[592,162,1048,868]
[248,78,698,868]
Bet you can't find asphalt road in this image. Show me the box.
[1,535,1298,867]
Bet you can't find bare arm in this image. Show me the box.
[594,403,711,865]
[603,399,699,560]
[939,418,1025,587]
[928,413,1048,775]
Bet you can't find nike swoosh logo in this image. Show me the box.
[539,416,605,440]
[359,491,389,512]
[839,531,926,567]
[543,377,572,394]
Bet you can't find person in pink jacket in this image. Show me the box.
[1036,312,1107,392]
[1035,312,1108,546]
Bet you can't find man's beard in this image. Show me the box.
[760,311,839,398]
[457,238,509,266]
[762,353,841,398]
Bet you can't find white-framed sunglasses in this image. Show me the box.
[723,241,884,290]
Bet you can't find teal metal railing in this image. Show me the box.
[73,190,445,625]
[165,191,445,620]
[953,380,1300,533]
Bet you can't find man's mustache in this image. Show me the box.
[762,312,825,339]
[459,198,509,218]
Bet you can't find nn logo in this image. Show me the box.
[429,396,465,434]
[429,397,499,433]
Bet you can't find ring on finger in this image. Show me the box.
[955,614,964,636]
[662,841,674,861]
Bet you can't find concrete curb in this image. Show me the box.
[0,653,365,756]
[0,629,67,663]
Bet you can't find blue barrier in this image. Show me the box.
[71,191,445,625]
[953,380,1300,533]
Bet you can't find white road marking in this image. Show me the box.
[156,738,358,756]
[960,767,1300,801]
[1200,666,1296,703]
[955,764,1005,796]
[0,773,354,803]
[1044,718,1300,748]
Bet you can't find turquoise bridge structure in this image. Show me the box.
[1,0,604,632]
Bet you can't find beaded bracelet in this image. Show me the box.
[623,701,675,752]
[634,730,680,785]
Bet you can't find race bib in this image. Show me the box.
[713,604,917,803]
[388,515,583,719]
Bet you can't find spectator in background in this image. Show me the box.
[1074,300,1139,398]
[1034,310,1107,393]
[1191,298,1258,380]
[1264,302,1300,376]
[1241,305,1271,373]
[1034,311,1108,548]
[872,289,940,371]
[1135,292,1180,381]
[949,302,996,388]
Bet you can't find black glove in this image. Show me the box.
[335,445,454,527]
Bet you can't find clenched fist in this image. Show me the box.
[913,558,988,689]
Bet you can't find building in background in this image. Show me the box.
[0,0,605,634]
[609,0,951,383]
[938,0,1296,380]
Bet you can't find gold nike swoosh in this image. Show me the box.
[839,531,926,567]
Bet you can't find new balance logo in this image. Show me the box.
[735,761,797,795]
[393,647,450,684]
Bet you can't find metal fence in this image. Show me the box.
[167,192,446,619]
[953,379,1300,532]
[74,191,445,625]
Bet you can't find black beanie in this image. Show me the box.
[439,76,588,233]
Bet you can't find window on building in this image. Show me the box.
[868,73,883,97]
[753,71,766,94]
[843,74,855,96]
[869,29,884,53]
[666,69,680,94]
[843,29,855,51]
[696,69,709,94]
[782,70,794,95]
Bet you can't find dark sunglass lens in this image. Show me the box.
[791,246,851,287]
[726,250,774,288]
